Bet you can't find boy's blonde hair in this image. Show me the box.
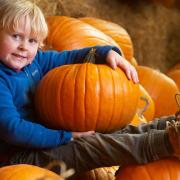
[0,0,48,47]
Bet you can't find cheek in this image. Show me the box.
[28,48,38,61]
[0,40,10,49]
[0,46,12,59]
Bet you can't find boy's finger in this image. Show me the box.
[109,60,117,69]
[132,70,139,84]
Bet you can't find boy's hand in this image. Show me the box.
[72,131,95,139]
[106,50,139,84]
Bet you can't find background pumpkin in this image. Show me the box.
[79,17,134,62]
[115,158,180,180]
[45,16,122,54]
[130,57,138,67]
[167,69,180,90]
[167,63,180,73]
[136,65,179,118]
[35,53,140,133]
[0,164,61,180]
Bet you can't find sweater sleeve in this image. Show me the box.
[36,45,122,75]
[0,78,72,149]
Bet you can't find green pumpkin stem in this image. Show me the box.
[84,48,96,64]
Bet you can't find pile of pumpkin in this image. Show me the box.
[39,15,180,130]
[1,16,180,179]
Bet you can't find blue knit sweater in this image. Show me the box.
[0,46,121,159]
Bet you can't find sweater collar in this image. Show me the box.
[0,62,23,75]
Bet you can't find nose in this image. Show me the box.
[18,40,28,50]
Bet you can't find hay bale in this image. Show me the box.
[31,0,180,72]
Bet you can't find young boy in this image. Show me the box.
[0,0,179,174]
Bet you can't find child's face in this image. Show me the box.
[0,16,39,71]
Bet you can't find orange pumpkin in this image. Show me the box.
[167,69,180,90]
[115,158,180,180]
[45,16,121,53]
[35,49,140,133]
[73,166,119,180]
[130,97,148,126]
[131,113,147,126]
[79,17,134,61]
[0,164,61,180]
[168,63,180,73]
[136,65,179,118]
[131,85,155,126]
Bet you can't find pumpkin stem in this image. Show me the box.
[137,96,149,118]
[84,48,97,64]
[175,93,180,108]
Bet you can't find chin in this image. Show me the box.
[11,66,23,72]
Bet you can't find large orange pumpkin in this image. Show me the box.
[79,17,134,61]
[45,16,121,53]
[115,158,180,180]
[136,65,179,118]
[0,164,61,180]
[35,49,140,133]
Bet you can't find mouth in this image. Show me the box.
[12,53,27,59]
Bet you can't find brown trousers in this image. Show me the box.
[6,116,175,174]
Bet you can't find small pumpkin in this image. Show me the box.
[131,113,147,126]
[130,96,148,126]
[35,49,140,133]
[79,17,134,61]
[0,164,61,180]
[115,158,180,180]
[136,65,179,118]
[131,84,155,126]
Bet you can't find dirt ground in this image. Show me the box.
[35,0,180,72]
